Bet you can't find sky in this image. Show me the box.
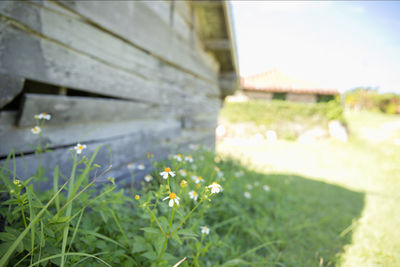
[231,1,400,93]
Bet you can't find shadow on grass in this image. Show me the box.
[206,170,364,266]
[265,173,364,266]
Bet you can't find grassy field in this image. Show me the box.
[217,110,400,266]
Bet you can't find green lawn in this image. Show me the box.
[217,110,400,266]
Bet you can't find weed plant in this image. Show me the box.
[0,113,275,266]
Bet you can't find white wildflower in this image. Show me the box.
[160,167,175,179]
[188,190,199,201]
[73,143,87,154]
[200,226,210,235]
[208,182,222,194]
[163,192,180,207]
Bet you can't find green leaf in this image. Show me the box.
[141,227,161,234]
[0,232,15,242]
[142,249,157,261]
[177,229,199,237]
[153,235,166,255]
[131,236,148,253]
[171,232,182,245]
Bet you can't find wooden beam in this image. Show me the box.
[204,39,231,50]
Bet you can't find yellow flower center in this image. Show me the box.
[177,154,181,157]
[196,184,201,189]
[193,191,198,196]
[165,167,171,172]
[187,156,192,159]
[135,195,140,200]
[198,176,203,180]
[169,192,177,199]
[13,180,20,185]
[78,145,84,150]
[42,112,47,116]
[181,180,187,187]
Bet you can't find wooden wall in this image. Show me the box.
[0,0,236,183]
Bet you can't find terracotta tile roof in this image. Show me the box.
[241,69,339,95]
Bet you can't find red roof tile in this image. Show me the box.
[241,69,339,95]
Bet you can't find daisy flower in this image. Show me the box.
[31,126,41,134]
[127,163,135,170]
[263,185,270,192]
[163,192,180,207]
[200,226,210,235]
[160,167,175,179]
[180,179,188,187]
[244,192,251,199]
[173,154,183,162]
[179,169,187,177]
[208,182,222,194]
[74,143,87,154]
[185,155,194,163]
[194,176,204,184]
[35,112,51,120]
[144,174,153,182]
[137,164,145,170]
[188,190,199,201]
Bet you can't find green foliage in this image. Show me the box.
[345,87,400,114]
[220,99,345,140]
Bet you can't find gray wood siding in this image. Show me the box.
[0,0,228,181]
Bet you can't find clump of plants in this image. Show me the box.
[220,99,345,140]
[345,87,400,114]
[0,113,274,266]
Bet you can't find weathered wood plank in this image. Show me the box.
[17,94,221,126]
[18,94,165,126]
[182,113,218,130]
[54,0,219,82]
[0,111,182,156]
[0,72,25,108]
[0,124,215,184]
[0,1,221,99]
[139,1,193,44]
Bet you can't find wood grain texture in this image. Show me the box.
[17,94,221,126]
[0,1,220,103]
[53,0,219,81]
[0,125,215,185]
[1,109,182,156]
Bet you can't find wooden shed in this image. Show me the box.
[0,1,239,182]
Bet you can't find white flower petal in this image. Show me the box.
[169,199,174,207]
[163,196,169,201]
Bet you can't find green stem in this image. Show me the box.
[110,210,129,245]
[146,206,166,236]
[60,154,77,267]
[20,206,28,229]
[171,199,204,235]
[158,205,176,261]
[193,234,205,267]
